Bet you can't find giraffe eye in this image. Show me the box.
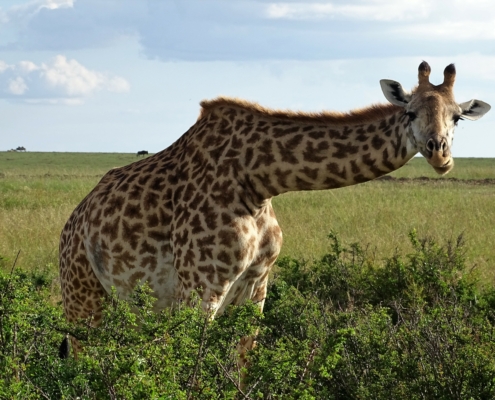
[405,111,417,121]
[453,115,463,125]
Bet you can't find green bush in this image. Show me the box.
[1,232,495,399]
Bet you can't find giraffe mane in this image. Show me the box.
[199,96,402,125]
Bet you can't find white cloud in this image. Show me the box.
[1,0,495,61]
[0,55,129,103]
[7,0,74,20]
[106,76,130,93]
[18,60,38,72]
[265,1,431,21]
[42,55,105,96]
[0,60,10,73]
[39,0,74,10]
[8,76,27,94]
[0,0,74,34]
[396,20,495,40]
[130,0,495,61]
[0,0,142,50]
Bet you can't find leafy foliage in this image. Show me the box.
[1,232,495,399]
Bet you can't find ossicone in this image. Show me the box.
[418,61,431,86]
[442,63,456,88]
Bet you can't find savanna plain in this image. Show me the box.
[1,151,495,287]
[3,151,495,398]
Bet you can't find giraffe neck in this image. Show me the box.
[196,99,417,206]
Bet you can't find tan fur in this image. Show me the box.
[199,96,402,125]
[60,63,488,375]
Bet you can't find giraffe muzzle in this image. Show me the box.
[426,137,447,153]
[425,137,453,175]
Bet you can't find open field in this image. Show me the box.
[1,152,495,283]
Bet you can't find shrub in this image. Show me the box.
[1,232,495,399]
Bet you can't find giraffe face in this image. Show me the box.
[403,91,460,174]
[380,62,491,175]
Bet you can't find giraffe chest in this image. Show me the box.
[171,201,283,315]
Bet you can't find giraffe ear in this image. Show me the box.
[459,99,491,121]
[380,79,411,107]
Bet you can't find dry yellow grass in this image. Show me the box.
[1,152,494,284]
[274,180,495,282]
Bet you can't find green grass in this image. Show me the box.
[1,152,495,282]
[274,181,495,281]
[0,151,139,176]
[388,157,495,180]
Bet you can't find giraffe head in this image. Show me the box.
[380,61,490,175]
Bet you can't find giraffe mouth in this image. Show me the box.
[430,158,454,175]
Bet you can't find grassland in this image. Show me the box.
[1,151,495,284]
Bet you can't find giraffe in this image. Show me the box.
[59,62,490,362]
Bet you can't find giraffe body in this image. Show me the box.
[59,62,490,352]
[60,106,287,321]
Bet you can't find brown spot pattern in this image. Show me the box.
[60,94,420,357]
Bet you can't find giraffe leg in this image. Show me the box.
[59,245,107,359]
[237,330,258,371]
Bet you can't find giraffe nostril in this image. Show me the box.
[426,139,435,152]
[426,138,447,153]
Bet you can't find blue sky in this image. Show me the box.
[1,0,494,156]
